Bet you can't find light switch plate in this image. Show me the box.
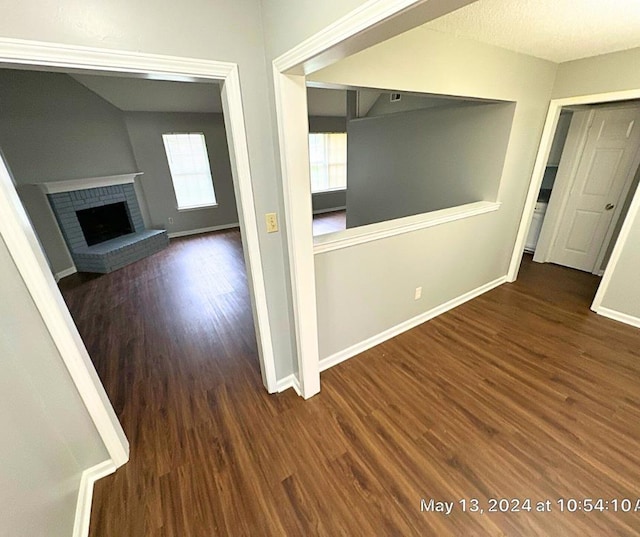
[266,212,278,233]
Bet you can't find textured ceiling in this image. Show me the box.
[425,0,640,63]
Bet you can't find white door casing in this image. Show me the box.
[548,106,640,272]
[0,38,279,469]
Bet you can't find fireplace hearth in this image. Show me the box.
[42,174,169,274]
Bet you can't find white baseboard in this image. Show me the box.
[73,459,117,537]
[594,306,640,329]
[312,206,346,215]
[276,373,302,396]
[168,222,239,238]
[54,265,77,282]
[319,276,509,373]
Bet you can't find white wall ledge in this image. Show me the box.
[36,172,143,194]
[313,200,501,254]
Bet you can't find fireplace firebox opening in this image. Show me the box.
[76,201,133,246]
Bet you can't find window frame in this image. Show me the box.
[162,132,218,211]
[308,131,347,194]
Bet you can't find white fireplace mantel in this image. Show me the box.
[36,172,144,194]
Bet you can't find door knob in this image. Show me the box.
[605,203,615,211]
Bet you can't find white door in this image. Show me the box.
[550,106,640,272]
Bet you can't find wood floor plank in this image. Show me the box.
[59,237,640,536]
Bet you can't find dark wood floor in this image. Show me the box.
[61,238,640,536]
[313,209,346,236]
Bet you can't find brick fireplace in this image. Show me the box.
[42,173,168,273]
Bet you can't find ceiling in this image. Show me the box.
[72,76,351,116]
[425,0,640,63]
[71,75,223,113]
[306,87,487,118]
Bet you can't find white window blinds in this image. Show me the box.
[308,133,347,193]
[162,133,217,209]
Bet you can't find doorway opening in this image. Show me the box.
[511,92,640,326]
[527,102,640,280]
[0,43,278,478]
[0,64,274,379]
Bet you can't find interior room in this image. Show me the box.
[2,1,640,536]
[0,68,244,278]
[308,85,515,239]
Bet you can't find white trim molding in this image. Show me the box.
[272,68,321,399]
[313,206,346,215]
[509,89,640,283]
[276,374,302,396]
[591,150,640,314]
[220,63,278,393]
[314,201,500,254]
[273,0,425,74]
[72,460,116,537]
[320,276,508,372]
[55,265,78,282]
[0,150,129,467]
[509,88,640,331]
[0,37,279,472]
[168,222,239,238]
[271,0,482,398]
[593,307,640,329]
[36,173,143,194]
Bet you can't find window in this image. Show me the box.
[162,133,217,210]
[308,132,347,193]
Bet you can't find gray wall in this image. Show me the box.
[553,47,640,320]
[308,115,346,132]
[124,112,239,234]
[0,70,138,182]
[0,69,140,276]
[309,27,557,359]
[345,102,515,228]
[15,183,74,273]
[312,190,347,213]
[0,235,109,536]
[308,115,347,212]
[0,0,313,531]
[0,0,298,394]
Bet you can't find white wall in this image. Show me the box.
[124,112,239,234]
[308,27,557,358]
[261,0,373,58]
[600,203,640,319]
[0,235,109,536]
[0,0,297,380]
[345,102,515,227]
[552,47,640,323]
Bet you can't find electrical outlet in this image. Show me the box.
[168,217,174,224]
[414,286,422,300]
[265,212,278,233]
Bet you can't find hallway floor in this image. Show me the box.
[312,209,346,236]
[61,242,640,536]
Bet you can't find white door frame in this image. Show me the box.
[508,89,640,317]
[271,0,481,398]
[0,37,278,466]
[532,106,640,275]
